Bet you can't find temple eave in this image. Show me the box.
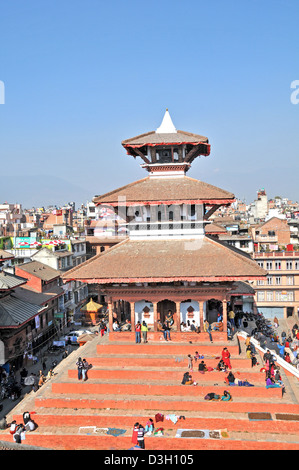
[96,199,235,207]
[63,276,264,284]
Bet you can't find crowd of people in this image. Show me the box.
[243,313,299,373]
[182,347,233,385]
[0,411,37,444]
[261,349,286,396]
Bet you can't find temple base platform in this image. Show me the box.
[109,330,227,343]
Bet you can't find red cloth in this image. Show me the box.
[155,413,164,423]
[131,427,139,444]
[222,349,232,369]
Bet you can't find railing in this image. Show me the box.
[128,221,204,231]
[254,235,278,242]
[6,248,38,257]
[237,331,299,379]
[254,252,299,258]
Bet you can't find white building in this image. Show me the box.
[248,189,268,221]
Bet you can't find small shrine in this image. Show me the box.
[80,298,103,325]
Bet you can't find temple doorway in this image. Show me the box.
[157,300,176,324]
[206,299,223,323]
[113,300,131,322]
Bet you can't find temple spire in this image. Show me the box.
[156,109,177,134]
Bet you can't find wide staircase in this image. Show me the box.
[1,334,299,450]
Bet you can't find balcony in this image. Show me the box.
[254,251,299,258]
[254,235,278,243]
[128,221,205,239]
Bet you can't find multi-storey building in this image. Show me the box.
[251,217,291,252]
[252,251,299,319]
[32,246,88,324]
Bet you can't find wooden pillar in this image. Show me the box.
[199,301,205,332]
[108,298,113,333]
[222,299,228,334]
[153,302,158,332]
[117,300,121,322]
[175,301,181,331]
[130,302,135,327]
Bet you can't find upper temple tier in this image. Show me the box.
[121,109,210,176]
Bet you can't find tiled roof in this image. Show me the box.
[93,176,234,205]
[205,223,227,234]
[16,261,61,281]
[228,281,255,296]
[0,250,14,261]
[122,129,209,146]
[62,236,266,284]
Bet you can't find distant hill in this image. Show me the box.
[0,175,94,208]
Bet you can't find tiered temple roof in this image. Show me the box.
[93,176,235,206]
[63,236,265,284]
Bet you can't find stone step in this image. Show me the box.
[0,432,298,451]
[2,335,299,451]
[108,331,228,343]
[67,368,266,383]
[35,395,298,412]
[84,356,250,369]
[51,381,283,399]
[97,343,240,356]
[9,412,299,435]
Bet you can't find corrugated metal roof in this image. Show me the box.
[0,272,27,290]
[0,295,45,327]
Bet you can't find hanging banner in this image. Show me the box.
[34,315,40,329]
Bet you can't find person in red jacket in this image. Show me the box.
[222,347,232,370]
[135,321,141,343]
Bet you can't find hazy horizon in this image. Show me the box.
[1,1,299,208]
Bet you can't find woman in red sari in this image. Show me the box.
[222,348,232,370]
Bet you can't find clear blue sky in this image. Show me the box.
[0,0,299,207]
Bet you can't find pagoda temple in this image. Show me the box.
[63,110,266,342]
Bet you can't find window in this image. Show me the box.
[275,276,281,285]
[156,147,172,163]
[287,275,294,285]
[276,291,294,301]
[275,261,281,270]
[286,261,293,270]
[257,261,264,268]
[173,148,179,161]
[295,261,299,270]
[257,279,265,285]
[267,276,273,285]
[257,291,265,301]
[268,230,276,236]
[266,262,273,270]
[266,291,273,301]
